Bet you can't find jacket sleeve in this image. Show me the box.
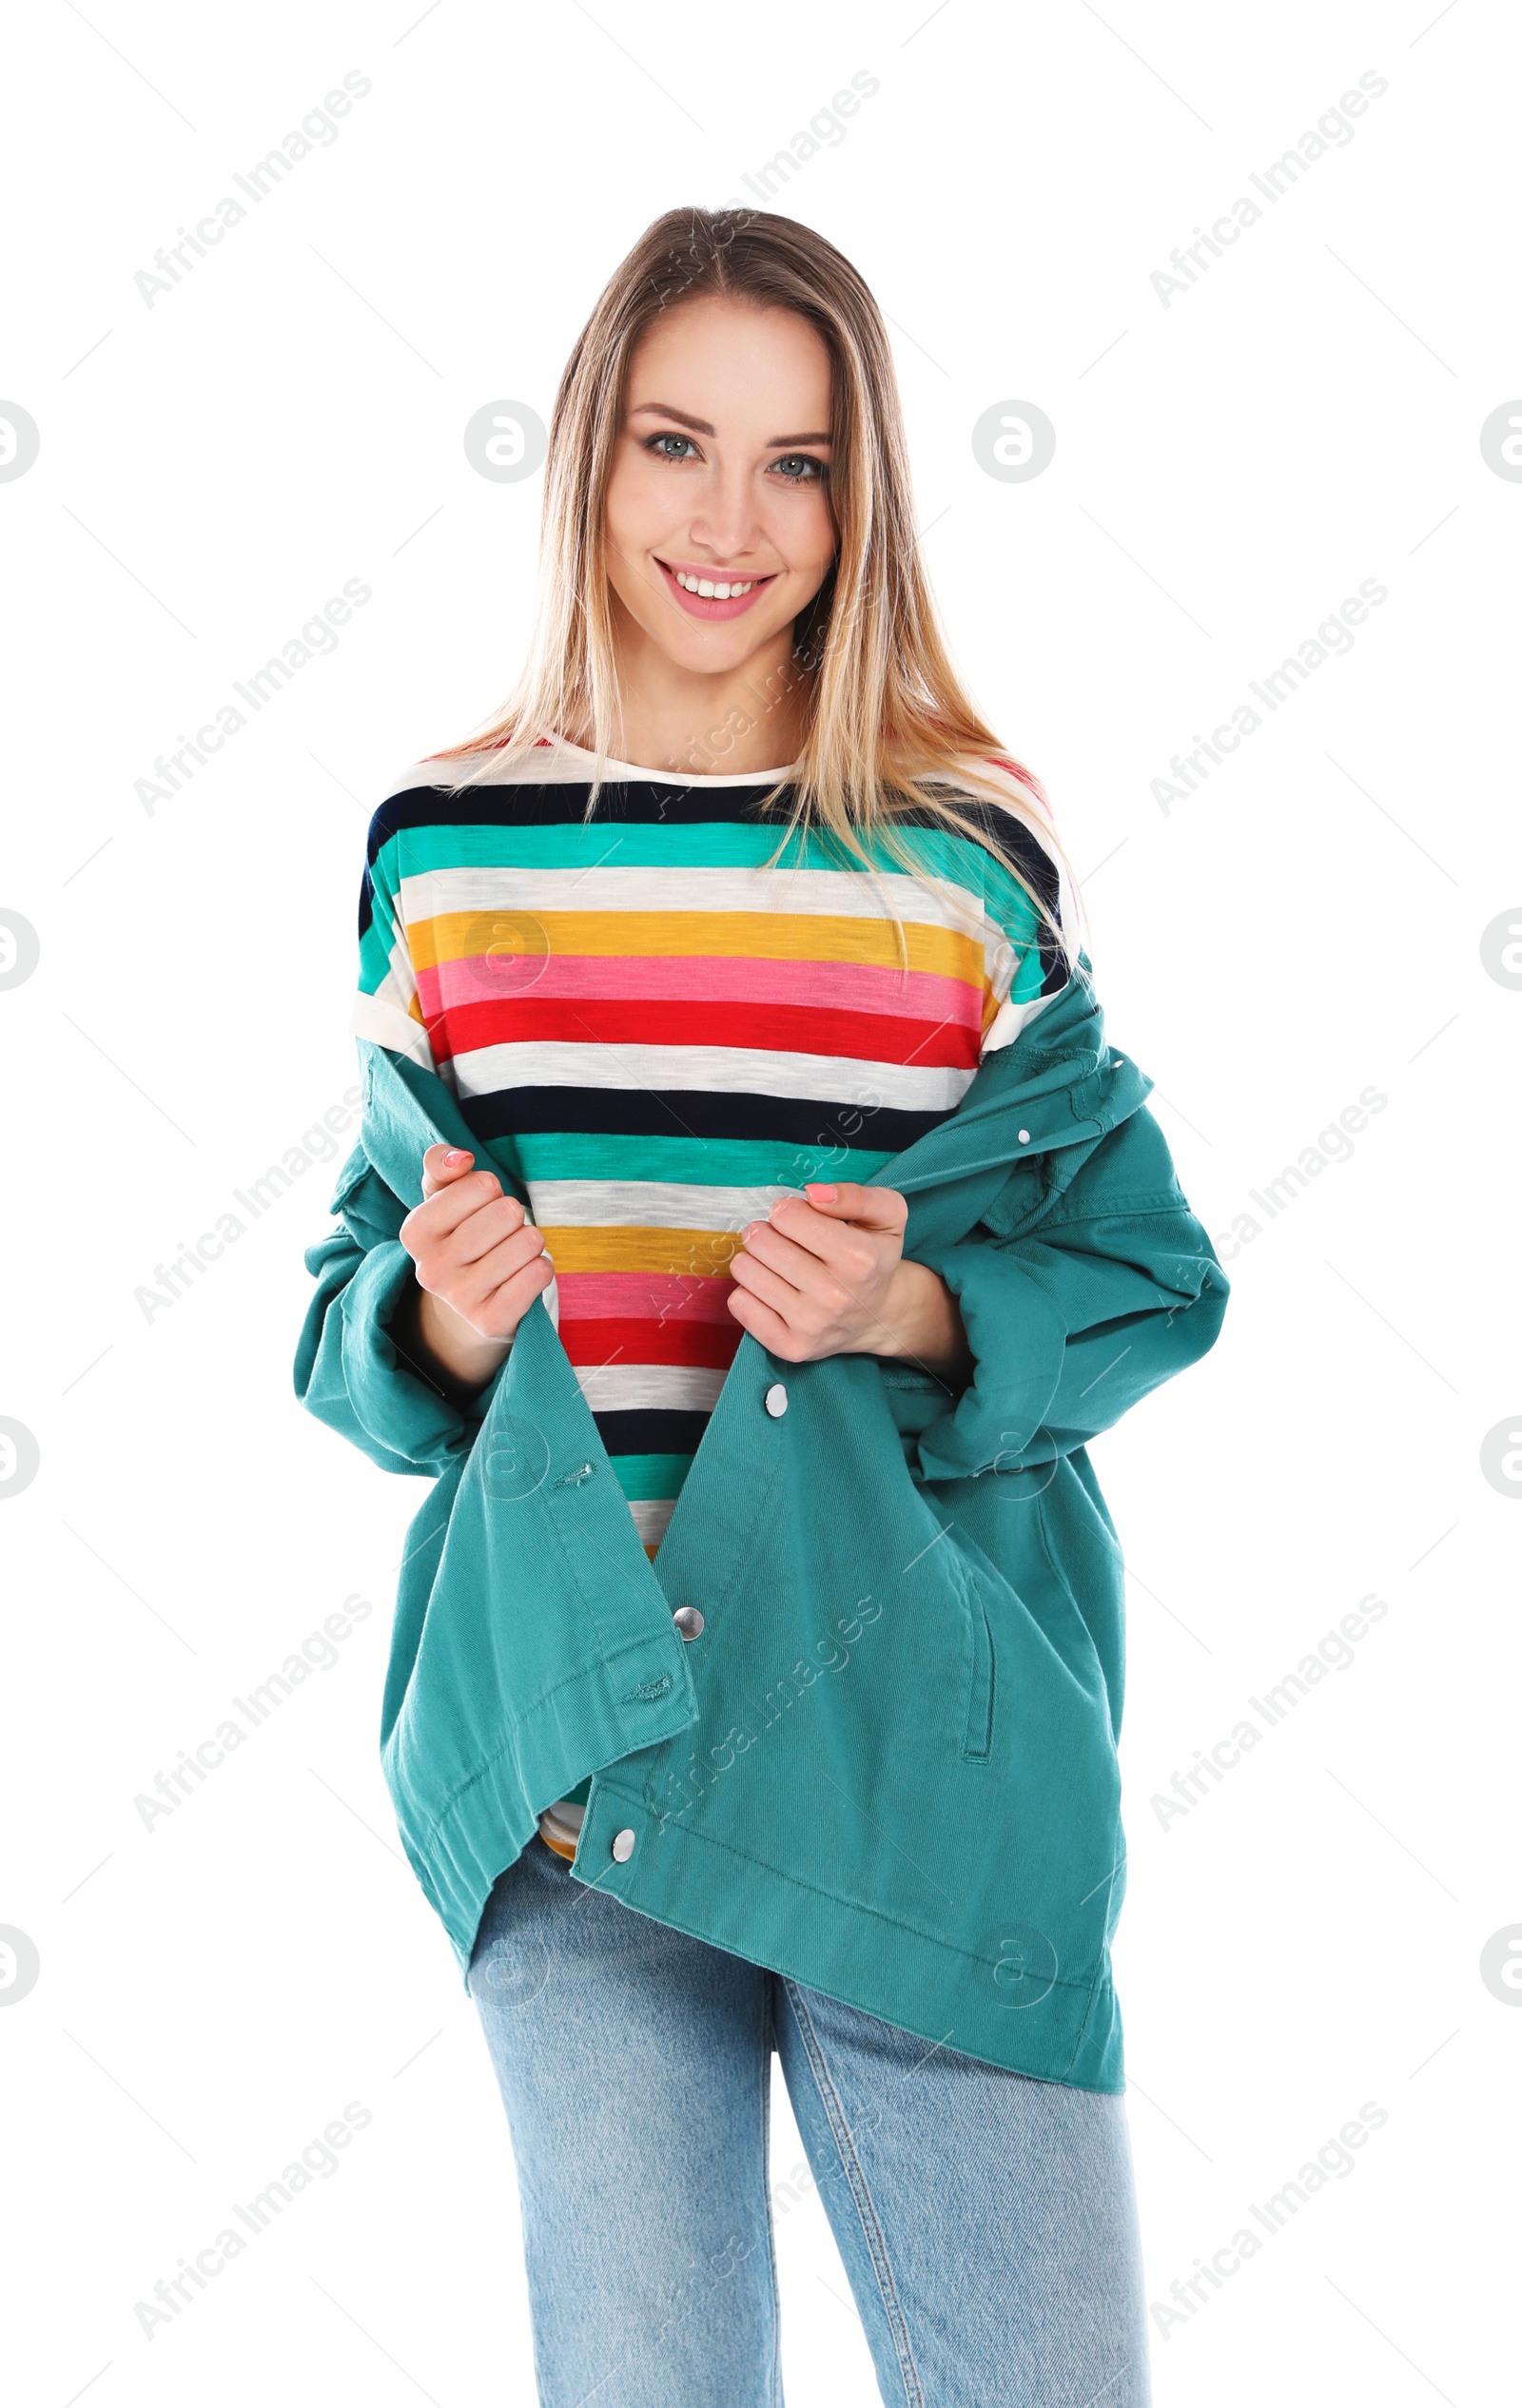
[909,1099,1229,1483]
[292,1141,484,1478]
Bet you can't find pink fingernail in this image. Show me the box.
[443,1149,470,1165]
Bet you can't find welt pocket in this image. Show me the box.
[962,1578,996,1763]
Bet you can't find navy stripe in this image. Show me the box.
[591,1408,713,1457]
[459,1084,953,1154]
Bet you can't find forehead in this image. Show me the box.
[625,296,833,430]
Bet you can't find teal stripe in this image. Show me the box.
[612,1452,696,1502]
[359,863,404,997]
[505,1131,898,1189]
[380,815,1050,931]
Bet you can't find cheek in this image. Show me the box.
[603,456,666,556]
[779,487,836,575]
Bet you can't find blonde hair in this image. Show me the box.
[431,205,1081,966]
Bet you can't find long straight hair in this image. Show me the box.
[430,205,1081,965]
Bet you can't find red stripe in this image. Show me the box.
[429,995,978,1068]
[559,1314,742,1369]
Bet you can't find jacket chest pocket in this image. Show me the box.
[961,1576,996,1763]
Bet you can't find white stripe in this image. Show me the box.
[396,859,999,946]
[535,1179,792,1231]
[977,988,1059,1056]
[453,1039,975,1114]
[350,989,434,1068]
[630,1498,677,1545]
[575,1364,728,1412]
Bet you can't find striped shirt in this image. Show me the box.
[352,733,1066,1831]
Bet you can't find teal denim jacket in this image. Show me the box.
[294,960,1228,2089]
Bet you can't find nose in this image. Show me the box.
[685,456,765,566]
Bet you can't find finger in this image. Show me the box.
[432,1218,546,1303]
[797,1179,907,1232]
[420,1142,481,1202]
[405,1166,513,1245]
[446,1194,536,1272]
[729,1246,814,1322]
[735,1218,824,1289]
[725,1283,800,1357]
[460,1251,556,1341]
[760,1192,885,1272]
[452,1242,558,1338]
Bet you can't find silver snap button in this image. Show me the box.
[611,1828,636,1862]
[1017,1129,1030,1143]
[673,1605,704,1640]
[765,1383,789,1417]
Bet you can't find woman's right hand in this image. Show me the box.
[395,1146,555,1388]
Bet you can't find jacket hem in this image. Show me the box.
[570,1781,1125,2093]
[382,1633,699,1989]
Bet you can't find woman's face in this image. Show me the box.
[602,294,837,678]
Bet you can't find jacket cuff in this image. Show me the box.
[338,1240,480,1469]
[910,1240,1067,1482]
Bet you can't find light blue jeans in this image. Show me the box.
[468,1836,1151,2407]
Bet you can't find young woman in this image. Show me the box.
[297,207,1229,2407]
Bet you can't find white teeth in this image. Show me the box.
[673,569,753,597]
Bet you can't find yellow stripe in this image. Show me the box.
[542,1225,744,1275]
[412,908,988,986]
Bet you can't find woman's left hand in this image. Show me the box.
[727,1182,972,1378]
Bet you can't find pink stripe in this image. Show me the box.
[556,1272,734,1321]
[418,951,985,1028]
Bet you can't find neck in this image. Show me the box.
[590,601,812,778]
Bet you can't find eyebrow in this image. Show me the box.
[628,401,831,446]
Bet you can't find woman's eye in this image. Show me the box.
[646,432,699,462]
[772,455,825,484]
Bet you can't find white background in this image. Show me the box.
[2,1,1516,2400]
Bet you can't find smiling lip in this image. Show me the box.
[655,558,778,621]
